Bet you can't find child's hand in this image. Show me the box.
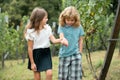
[61,38,68,47]
[31,63,37,71]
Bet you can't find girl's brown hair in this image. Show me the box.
[59,6,80,27]
[29,7,47,31]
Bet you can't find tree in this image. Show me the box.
[99,1,120,79]
[0,12,20,68]
[0,0,62,27]
[62,0,114,51]
[61,0,115,79]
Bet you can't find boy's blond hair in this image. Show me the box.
[59,6,80,27]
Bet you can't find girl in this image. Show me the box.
[58,6,85,80]
[24,7,62,80]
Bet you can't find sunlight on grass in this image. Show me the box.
[0,49,120,80]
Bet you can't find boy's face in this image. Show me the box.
[65,18,75,26]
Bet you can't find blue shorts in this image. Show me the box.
[28,48,52,72]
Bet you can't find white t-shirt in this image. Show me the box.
[25,24,52,49]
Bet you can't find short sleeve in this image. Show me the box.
[25,29,34,41]
[79,25,85,36]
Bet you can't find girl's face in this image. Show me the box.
[65,18,75,26]
[41,15,48,25]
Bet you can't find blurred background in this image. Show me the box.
[0,0,120,80]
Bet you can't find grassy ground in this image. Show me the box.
[0,49,120,80]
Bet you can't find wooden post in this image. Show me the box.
[98,1,120,80]
[2,53,5,68]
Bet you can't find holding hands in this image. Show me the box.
[59,33,68,47]
[60,37,68,47]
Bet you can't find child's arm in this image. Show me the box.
[59,33,64,40]
[59,33,68,47]
[49,35,61,44]
[28,40,37,71]
[79,36,84,53]
[49,34,68,47]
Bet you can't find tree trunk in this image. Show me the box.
[119,42,120,57]
[2,53,5,68]
[51,44,56,56]
[98,1,120,80]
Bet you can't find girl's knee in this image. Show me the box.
[46,69,52,77]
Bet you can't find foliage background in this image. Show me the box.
[0,0,120,79]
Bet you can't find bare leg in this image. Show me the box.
[46,69,52,80]
[34,71,41,80]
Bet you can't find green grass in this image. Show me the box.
[0,49,120,80]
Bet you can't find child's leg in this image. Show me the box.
[69,59,82,80]
[69,54,82,80]
[34,71,41,80]
[58,57,70,80]
[46,69,52,80]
